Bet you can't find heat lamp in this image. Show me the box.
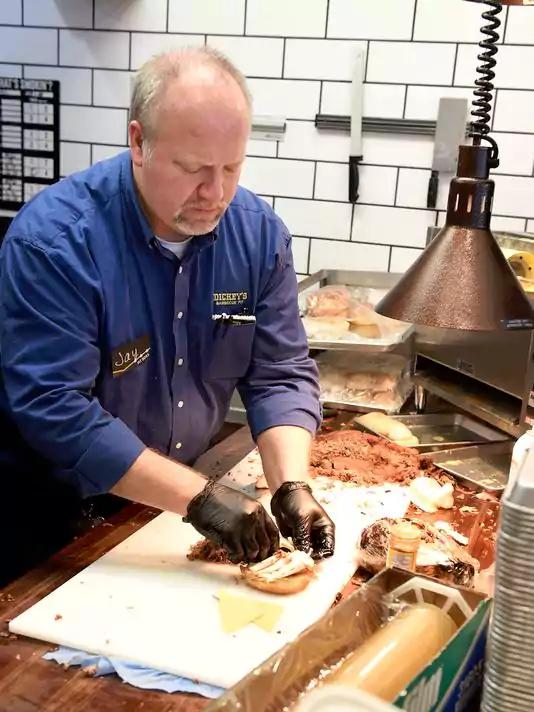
[376,0,534,331]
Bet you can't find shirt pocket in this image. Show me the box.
[208,322,256,379]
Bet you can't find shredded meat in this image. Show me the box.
[310,429,449,487]
[187,539,231,564]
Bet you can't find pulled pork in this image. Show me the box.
[310,429,449,487]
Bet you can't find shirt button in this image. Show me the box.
[177,311,183,319]
[178,266,183,274]
[178,400,184,408]
[177,358,184,366]
[175,442,182,450]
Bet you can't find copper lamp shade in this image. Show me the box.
[376,145,534,331]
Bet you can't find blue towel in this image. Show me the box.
[43,646,225,698]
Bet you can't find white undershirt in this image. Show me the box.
[155,235,193,259]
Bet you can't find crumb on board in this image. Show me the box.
[54,614,62,621]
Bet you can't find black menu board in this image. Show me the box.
[0,76,60,211]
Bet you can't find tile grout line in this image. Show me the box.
[451,43,460,87]
[411,0,418,41]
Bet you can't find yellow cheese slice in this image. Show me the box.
[255,604,283,632]
[218,589,283,634]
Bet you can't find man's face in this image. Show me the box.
[130,76,250,240]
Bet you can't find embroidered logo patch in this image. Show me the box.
[112,334,151,377]
[213,291,248,307]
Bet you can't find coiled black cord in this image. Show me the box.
[465,0,503,168]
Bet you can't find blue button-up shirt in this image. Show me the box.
[0,151,320,498]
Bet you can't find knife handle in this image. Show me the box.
[349,156,363,203]
[427,170,439,209]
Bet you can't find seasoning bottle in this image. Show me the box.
[386,522,421,572]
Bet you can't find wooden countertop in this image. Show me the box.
[0,426,255,712]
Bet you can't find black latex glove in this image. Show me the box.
[270,481,335,559]
[183,480,279,564]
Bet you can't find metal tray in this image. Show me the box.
[321,389,412,416]
[298,269,414,353]
[428,441,514,492]
[354,413,511,453]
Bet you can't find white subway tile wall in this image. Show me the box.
[275,198,352,241]
[247,0,327,38]
[0,0,532,276]
[0,27,57,65]
[60,106,128,144]
[92,144,128,164]
[309,239,389,273]
[94,0,168,33]
[24,0,92,29]
[0,63,22,77]
[247,78,320,120]
[390,247,423,273]
[24,65,92,105]
[327,0,415,41]
[168,0,245,35]
[240,157,315,198]
[93,69,134,108]
[291,236,311,274]
[0,1,21,26]
[506,6,534,45]
[60,142,91,177]
[284,39,367,81]
[367,42,456,85]
[352,205,435,248]
[320,82,406,118]
[414,0,485,43]
[130,33,204,70]
[60,30,129,69]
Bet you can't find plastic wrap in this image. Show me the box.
[300,285,412,346]
[205,569,485,712]
[316,352,412,414]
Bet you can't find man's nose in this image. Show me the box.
[199,168,224,203]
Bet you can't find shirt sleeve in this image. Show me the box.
[0,236,146,497]
[237,224,321,440]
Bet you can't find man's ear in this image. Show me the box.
[129,120,144,167]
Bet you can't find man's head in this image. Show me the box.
[129,47,252,241]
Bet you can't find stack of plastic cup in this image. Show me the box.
[481,444,534,711]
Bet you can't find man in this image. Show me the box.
[0,47,334,586]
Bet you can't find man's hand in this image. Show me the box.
[270,481,335,559]
[184,480,280,564]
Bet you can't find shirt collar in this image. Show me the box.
[119,151,218,256]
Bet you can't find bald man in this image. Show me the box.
[0,47,334,585]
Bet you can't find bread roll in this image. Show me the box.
[242,569,313,595]
[357,413,416,445]
[328,603,457,701]
[349,323,381,339]
[302,316,350,340]
[387,421,413,441]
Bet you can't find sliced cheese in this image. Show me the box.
[218,589,283,634]
[255,605,283,632]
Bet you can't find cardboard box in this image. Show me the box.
[206,568,490,712]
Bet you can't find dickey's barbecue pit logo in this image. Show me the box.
[213,291,249,307]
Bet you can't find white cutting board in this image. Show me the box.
[9,451,409,690]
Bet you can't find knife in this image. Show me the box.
[348,49,365,203]
[427,97,469,209]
